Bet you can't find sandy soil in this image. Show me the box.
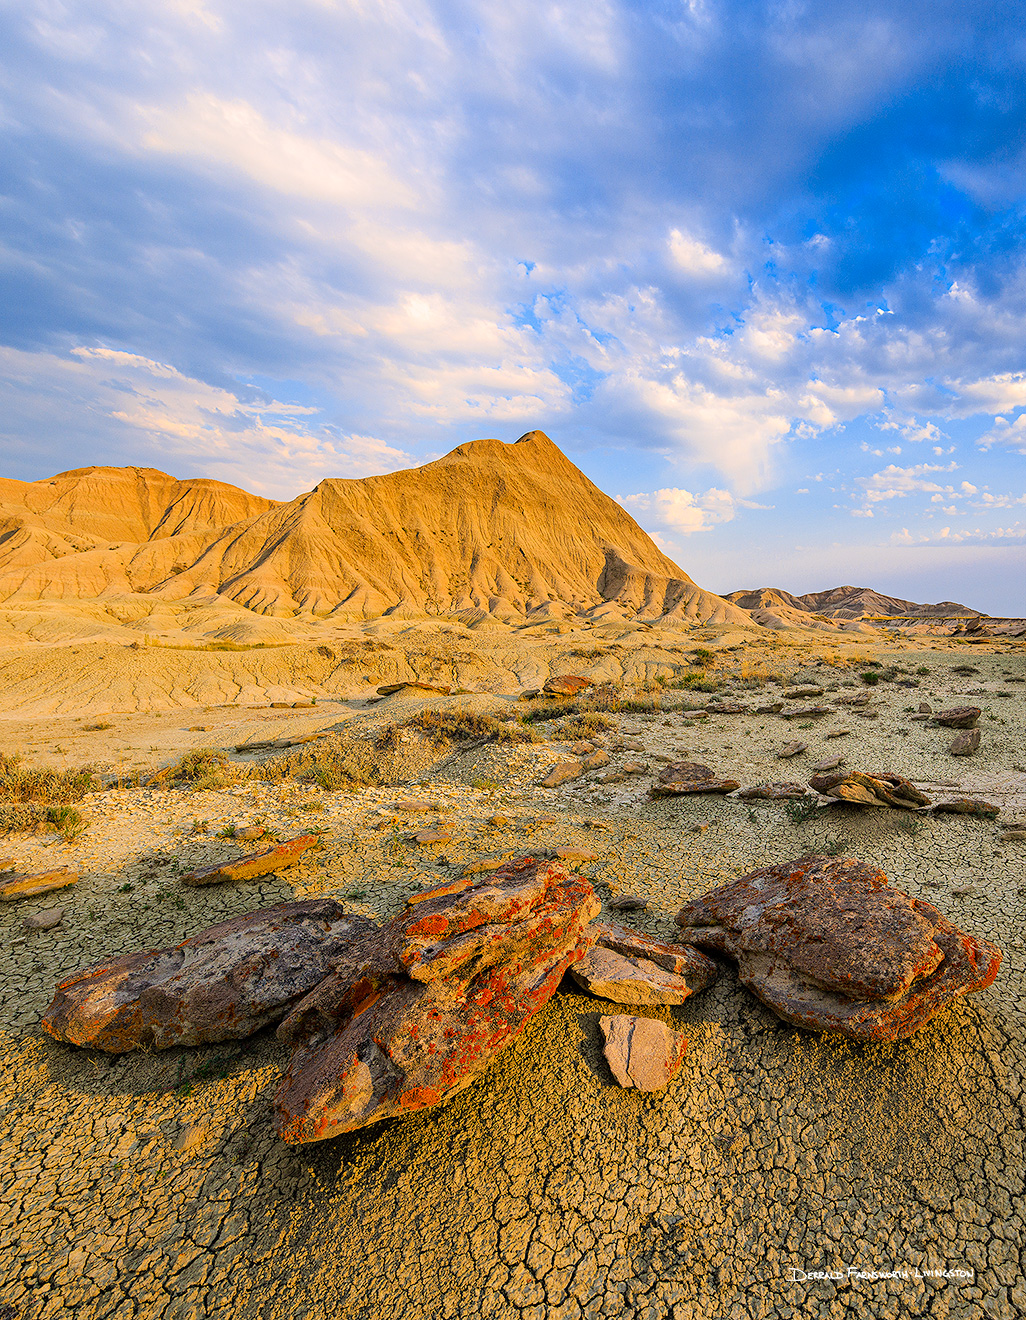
[1,633,1024,1320]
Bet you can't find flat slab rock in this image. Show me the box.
[569,920,719,1006]
[932,797,999,819]
[600,1015,686,1092]
[544,675,594,697]
[675,853,1001,1041]
[273,856,600,1143]
[42,900,375,1052]
[651,762,740,797]
[933,706,981,729]
[0,868,77,902]
[181,834,321,886]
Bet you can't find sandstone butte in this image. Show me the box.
[676,853,1001,1041]
[273,856,600,1144]
[0,432,749,625]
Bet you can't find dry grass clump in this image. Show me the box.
[405,710,543,745]
[266,738,391,791]
[149,748,243,791]
[0,755,95,838]
[557,712,617,738]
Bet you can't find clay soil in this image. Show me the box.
[1,623,1024,1320]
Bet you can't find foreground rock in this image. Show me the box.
[0,868,77,902]
[808,770,930,810]
[676,853,1001,1041]
[540,759,583,788]
[933,706,981,729]
[600,1015,687,1091]
[651,762,740,797]
[274,857,599,1143]
[42,900,373,1052]
[181,834,321,886]
[570,920,719,1006]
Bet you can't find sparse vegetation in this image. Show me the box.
[0,753,97,836]
[691,647,716,668]
[406,710,543,745]
[860,671,880,686]
[783,797,819,825]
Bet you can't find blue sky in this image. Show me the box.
[0,0,1023,612]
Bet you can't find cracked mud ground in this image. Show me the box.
[1,643,1024,1320]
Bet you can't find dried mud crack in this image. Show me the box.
[1,642,1024,1320]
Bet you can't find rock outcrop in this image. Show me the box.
[675,853,1001,1041]
[933,707,982,729]
[274,857,599,1143]
[181,834,322,886]
[41,900,374,1052]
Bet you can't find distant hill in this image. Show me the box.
[726,585,982,620]
[0,433,749,626]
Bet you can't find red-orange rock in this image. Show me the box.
[274,857,599,1143]
[41,900,375,1052]
[676,853,1001,1041]
[543,675,594,697]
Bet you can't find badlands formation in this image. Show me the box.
[0,431,1024,1320]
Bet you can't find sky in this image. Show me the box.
[0,0,1024,614]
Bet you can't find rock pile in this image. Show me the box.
[808,769,930,809]
[676,853,1001,1041]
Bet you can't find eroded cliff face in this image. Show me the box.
[0,433,750,627]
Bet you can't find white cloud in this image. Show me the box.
[0,345,412,496]
[621,486,736,536]
[977,413,1026,452]
[668,230,727,276]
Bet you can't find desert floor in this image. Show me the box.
[1,625,1024,1320]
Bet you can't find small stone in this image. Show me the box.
[0,868,78,903]
[570,741,595,755]
[950,886,974,898]
[622,761,649,775]
[652,754,672,763]
[780,705,832,720]
[555,847,599,862]
[858,710,880,720]
[949,729,981,756]
[390,799,439,812]
[582,749,610,770]
[540,760,584,788]
[519,689,542,701]
[932,798,999,819]
[825,728,851,739]
[651,763,740,796]
[608,895,648,912]
[235,825,266,842]
[918,702,933,714]
[812,755,845,772]
[933,706,981,729]
[23,906,65,931]
[705,702,749,715]
[460,858,505,875]
[776,741,807,759]
[414,830,452,845]
[1000,829,1026,842]
[488,814,511,828]
[756,702,784,714]
[620,738,646,751]
[784,687,824,699]
[600,1015,687,1092]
